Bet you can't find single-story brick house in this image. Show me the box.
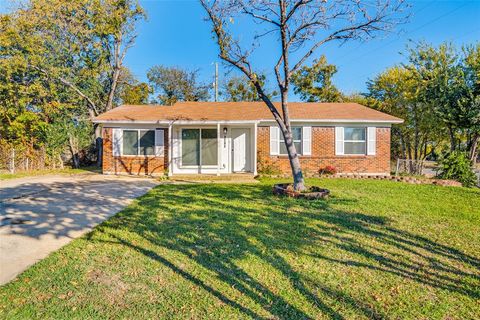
[93,101,403,177]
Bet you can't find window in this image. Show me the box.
[123,130,138,155]
[122,130,155,156]
[344,127,366,155]
[181,128,218,166]
[139,130,155,155]
[201,129,218,165]
[280,127,302,155]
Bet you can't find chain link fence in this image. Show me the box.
[0,142,59,174]
[393,159,438,177]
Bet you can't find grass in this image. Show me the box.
[1,178,479,319]
[0,166,100,180]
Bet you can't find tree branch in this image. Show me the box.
[289,17,386,76]
[31,65,99,117]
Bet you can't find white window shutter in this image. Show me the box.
[155,129,165,156]
[335,127,344,155]
[367,127,376,155]
[302,126,312,155]
[270,126,279,155]
[112,128,123,156]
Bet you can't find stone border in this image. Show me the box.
[264,174,463,187]
[322,174,463,187]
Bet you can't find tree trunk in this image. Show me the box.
[251,77,306,191]
[68,136,80,169]
[71,150,80,169]
[279,84,306,191]
[469,133,479,162]
[282,131,306,191]
[284,132,305,191]
[58,154,64,169]
[448,126,456,152]
[105,36,124,111]
[105,66,121,111]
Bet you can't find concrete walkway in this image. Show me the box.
[0,174,159,285]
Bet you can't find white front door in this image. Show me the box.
[232,128,250,172]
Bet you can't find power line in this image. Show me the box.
[337,1,470,69]
[334,0,438,63]
[347,24,480,92]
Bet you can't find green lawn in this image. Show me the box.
[1,179,479,319]
[0,166,100,180]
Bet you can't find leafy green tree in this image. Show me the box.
[341,93,376,106]
[406,42,479,157]
[147,65,210,105]
[0,0,144,168]
[1,0,144,117]
[116,68,151,104]
[291,56,342,102]
[367,66,443,164]
[222,74,277,101]
[463,44,480,161]
[119,82,151,104]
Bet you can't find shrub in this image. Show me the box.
[436,151,476,187]
[257,152,281,176]
[319,165,337,175]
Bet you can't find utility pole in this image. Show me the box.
[214,62,218,102]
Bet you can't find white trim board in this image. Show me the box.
[96,118,402,125]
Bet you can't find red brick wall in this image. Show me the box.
[102,126,390,176]
[102,128,168,176]
[257,126,391,175]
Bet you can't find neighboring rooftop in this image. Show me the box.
[93,101,403,123]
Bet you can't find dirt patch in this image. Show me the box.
[87,269,129,306]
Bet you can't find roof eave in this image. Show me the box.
[93,118,404,124]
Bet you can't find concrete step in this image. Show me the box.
[169,174,258,183]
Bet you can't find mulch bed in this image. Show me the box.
[273,183,330,199]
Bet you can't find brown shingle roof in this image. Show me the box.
[93,101,403,123]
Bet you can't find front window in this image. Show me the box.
[181,128,218,166]
[122,130,155,156]
[280,127,302,155]
[344,127,366,155]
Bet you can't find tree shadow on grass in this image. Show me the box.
[91,184,480,319]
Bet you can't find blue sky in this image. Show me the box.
[128,0,480,99]
[2,0,479,100]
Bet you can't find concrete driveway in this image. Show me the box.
[0,174,159,285]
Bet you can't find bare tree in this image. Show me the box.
[100,0,146,111]
[200,0,409,190]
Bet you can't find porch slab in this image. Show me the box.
[169,174,258,183]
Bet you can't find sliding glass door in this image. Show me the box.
[181,128,218,167]
[182,129,200,166]
[201,129,218,165]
